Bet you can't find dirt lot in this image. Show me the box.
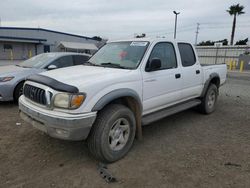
[0,72,250,188]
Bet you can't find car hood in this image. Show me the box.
[0,65,31,76]
[40,65,135,89]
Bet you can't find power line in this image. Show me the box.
[201,24,250,29]
[201,20,250,25]
[131,21,250,39]
[144,23,196,35]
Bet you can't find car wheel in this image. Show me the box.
[87,104,136,163]
[199,84,218,114]
[14,82,24,102]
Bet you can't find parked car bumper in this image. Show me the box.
[19,95,96,141]
[0,83,14,101]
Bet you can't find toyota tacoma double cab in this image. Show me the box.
[19,38,227,163]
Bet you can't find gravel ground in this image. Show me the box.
[0,73,250,188]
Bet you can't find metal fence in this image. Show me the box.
[196,45,250,71]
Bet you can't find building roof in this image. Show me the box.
[58,41,98,50]
[0,36,47,43]
[0,27,98,41]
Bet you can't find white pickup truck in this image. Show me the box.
[19,38,227,163]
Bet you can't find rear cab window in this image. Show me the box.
[178,43,196,67]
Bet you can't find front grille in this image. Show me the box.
[23,84,47,105]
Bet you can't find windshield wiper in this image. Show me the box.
[100,62,127,69]
[83,61,100,67]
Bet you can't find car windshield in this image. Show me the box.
[18,53,57,68]
[88,41,149,69]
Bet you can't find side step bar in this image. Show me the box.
[142,99,201,125]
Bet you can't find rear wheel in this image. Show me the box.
[198,84,218,114]
[14,82,24,102]
[87,104,136,163]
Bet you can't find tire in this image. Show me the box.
[87,104,136,163]
[14,82,24,102]
[198,84,218,114]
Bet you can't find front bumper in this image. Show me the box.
[19,96,97,141]
[0,83,14,101]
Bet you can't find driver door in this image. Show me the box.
[142,42,182,115]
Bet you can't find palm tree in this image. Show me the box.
[227,4,245,45]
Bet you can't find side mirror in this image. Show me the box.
[47,65,58,70]
[146,58,161,72]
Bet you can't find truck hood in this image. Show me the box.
[40,65,134,89]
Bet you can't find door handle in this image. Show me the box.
[196,70,200,74]
[175,73,181,79]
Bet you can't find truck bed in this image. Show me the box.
[201,64,227,86]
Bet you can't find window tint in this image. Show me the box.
[147,42,177,70]
[51,56,74,68]
[73,55,89,65]
[178,43,196,67]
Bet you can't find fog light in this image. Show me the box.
[55,128,69,136]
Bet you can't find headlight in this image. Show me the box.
[0,76,14,82]
[53,93,86,109]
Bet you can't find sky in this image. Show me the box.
[1,0,250,43]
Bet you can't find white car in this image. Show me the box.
[19,38,227,163]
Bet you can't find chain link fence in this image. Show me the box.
[196,45,250,71]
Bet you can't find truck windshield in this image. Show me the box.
[88,41,149,69]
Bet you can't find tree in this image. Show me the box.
[92,36,102,41]
[227,4,245,45]
[217,39,228,46]
[235,38,248,45]
[197,40,214,46]
[135,33,146,38]
[197,39,228,46]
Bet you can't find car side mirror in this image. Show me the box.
[47,65,58,70]
[146,58,161,72]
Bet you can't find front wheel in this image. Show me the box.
[14,82,24,102]
[87,104,136,163]
[198,84,218,114]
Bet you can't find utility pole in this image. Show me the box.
[173,11,180,39]
[195,23,200,45]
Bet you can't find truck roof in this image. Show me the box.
[109,37,190,44]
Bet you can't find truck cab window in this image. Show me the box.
[147,42,177,70]
[178,43,196,67]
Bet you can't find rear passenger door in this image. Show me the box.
[142,42,182,115]
[178,43,203,100]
